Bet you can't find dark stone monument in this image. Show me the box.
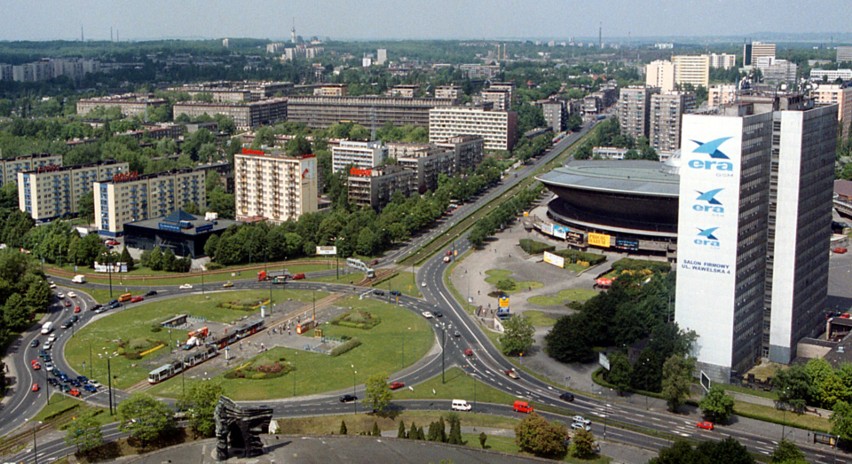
[214,395,273,460]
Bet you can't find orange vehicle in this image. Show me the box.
[296,320,316,334]
[513,400,533,414]
[118,292,132,302]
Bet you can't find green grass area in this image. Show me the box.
[373,271,421,298]
[521,310,560,328]
[309,271,365,284]
[32,394,113,428]
[721,382,779,400]
[527,288,598,307]
[274,411,522,436]
[484,269,543,294]
[392,367,517,405]
[733,401,831,433]
[64,290,322,389]
[147,296,434,400]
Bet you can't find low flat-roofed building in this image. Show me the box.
[173,98,288,130]
[287,95,454,129]
[76,93,168,118]
[124,210,239,258]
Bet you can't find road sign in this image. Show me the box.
[700,370,711,393]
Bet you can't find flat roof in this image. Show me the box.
[537,160,680,197]
[125,210,238,236]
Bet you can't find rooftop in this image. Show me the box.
[536,159,680,197]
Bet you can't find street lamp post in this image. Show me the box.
[107,357,114,415]
[200,265,205,295]
[351,365,357,414]
[441,323,446,383]
[106,252,113,299]
[29,419,42,464]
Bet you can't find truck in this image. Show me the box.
[41,321,53,334]
[258,270,291,281]
[71,275,86,284]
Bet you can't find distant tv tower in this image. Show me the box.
[598,22,602,49]
[291,18,296,44]
[110,27,113,42]
[80,25,84,42]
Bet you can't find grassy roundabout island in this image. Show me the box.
[65,291,435,400]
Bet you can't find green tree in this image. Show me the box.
[117,393,175,448]
[371,421,381,436]
[339,420,348,435]
[514,413,568,459]
[446,413,463,445]
[146,246,163,271]
[606,352,632,395]
[770,439,806,464]
[774,364,811,413]
[65,411,103,454]
[286,135,312,156]
[495,279,516,292]
[479,431,487,449]
[176,382,223,437]
[499,315,535,356]
[397,420,406,438]
[77,192,95,224]
[661,355,695,412]
[119,246,135,272]
[830,400,852,442]
[700,385,735,423]
[408,421,419,440]
[570,428,597,459]
[365,372,392,415]
[649,440,699,464]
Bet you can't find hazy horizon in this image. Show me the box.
[1,0,850,43]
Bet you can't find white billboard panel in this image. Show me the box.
[316,246,337,255]
[675,114,743,370]
[543,251,565,268]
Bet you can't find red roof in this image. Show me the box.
[835,180,852,201]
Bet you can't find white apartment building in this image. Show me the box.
[18,161,128,222]
[331,141,387,173]
[429,107,518,151]
[708,84,738,109]
[811,84,852,138]
[94,169,207,235]
[809,69,852,82]
[645,60,676,92]
[1,153,63,188]
[672,55,710,89]
[649,91,694,153]
[234,148,318,224]
[708,53,737,69]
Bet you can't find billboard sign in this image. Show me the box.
[587,232,611,248]
[543,251,565,268]
[540,222,554,236]
[553,224,569,239]
[316,246,337,255]
[614,237,639,251]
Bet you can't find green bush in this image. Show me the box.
[331,310,381,330]
[611,258,671,274]
[552,248,606,266]
[330,338,362,357]
[205,262,225,270]
[150,324,162,333]
[518,239,555,255]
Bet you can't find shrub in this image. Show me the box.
[552,248,606,266]
[519,239,555,255]
[611,258,671,274]
[331,310,381,330]
[205,262,224,270]
[150,324,162,333]
[330,338,362,357]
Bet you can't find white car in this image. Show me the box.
[45,362,54,371]
[572,415,591,426]
[67,291,77,298]
[57,292,65,299]
[421,311,434,319]
[179,284,193,290]
[88,380,102,389]
[421,282,427,288]
[47,334,56,343]
[49,282,57,289]
[571,422,591,431]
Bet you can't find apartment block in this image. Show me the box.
[756,58,797,85]
[332,141,387,173]
[287,95,454,129]
[435,85,461,101]
[313,84,348,97]
[537,100,567,133]
[837,46,852,64]
[809,69,852,82]
[708,84,739,109]
[618,86,658,141]
[429,107,518,151]
[389,143,455,193]
[481,88,511,111]
[18,160,129,222]
[645,60,676,92]
[94,168,207,235]
[672,55,710,89]
[0,153,63,188]
[172,98,287,130]
[389,85,420,98]
[434,135,485,173]
[811,83,852,138]
[234,148,317,224]
[649,91,694,153]
[744,41,776,66]
[347,165,415,210]
[709,53,737,69]
[76,94,168,118]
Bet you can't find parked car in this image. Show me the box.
[105,240,119,246]
[130,296,144,303]
[559,392,575,402]
[179,283,193,289]
[388,381,405,390]
[696,421,714,431]
[144,290,158,297]
[88,380,102,389]
[69,388,81,397]
[339,394,357,403]
[833,247,848,254]
[372,290,385,296]
[83,384,97,393]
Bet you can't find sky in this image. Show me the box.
[1,0,850,42]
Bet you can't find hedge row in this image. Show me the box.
[330,338,362,357]
[551,248,607,266]
[518,239,555,255]
[611,258,671,274]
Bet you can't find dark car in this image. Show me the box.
[90,304,102,312]
[372,290,385,296]
[559,392,575,402]
[60,320,72,329]
[339,394,357,403]
[434,311,443,318]
[389,290,401,296]
[83,384,97,393]
[70,315,79,323]
[30,339,39,348]
[144,290,158,297]
[107,299,119,306]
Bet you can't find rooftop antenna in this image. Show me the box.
[598,22,602,49]
[116,29,119,42]
[291,18,296,44]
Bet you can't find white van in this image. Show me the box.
[71,275,86,284]
[451,399,472,411]
[41,321,54,334]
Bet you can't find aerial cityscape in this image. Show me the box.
[2,2,852,463]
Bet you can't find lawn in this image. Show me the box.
[484,269,543,294]
[373,271,421,298]
[392,367,518,405]
[147,296,435,400]
[273,411,521,436]
[527,288,598,307]
[309,271,365,284]
[521,310,560,328]
[733,401,831,433]
[64,290,322,389]
[33,394,113,428]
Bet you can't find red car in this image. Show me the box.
[69,388,81,397]
[389,381,405,390]
[31,360,41,370]
[74,305,81,313]
[32,383,40,392]
[63,299,72,307]
[833,247,848,254]
[464,348,474,357]
[292,273,306,280]
[105,240,119,246]
[130,296,144,303]
[696,421,714,430]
